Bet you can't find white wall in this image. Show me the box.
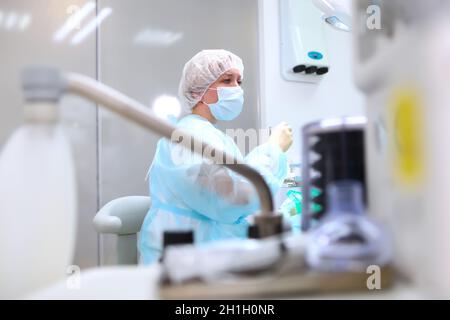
[258,0,365,163]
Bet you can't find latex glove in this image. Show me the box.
[268,122,293,152]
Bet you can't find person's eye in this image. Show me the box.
[223,79,231,84]
[238,80,242,86]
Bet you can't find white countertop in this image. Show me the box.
[28,265,424,300]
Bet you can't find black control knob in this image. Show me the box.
[316,67,329,75]
[293,65,306,73]
[305,66,318,74]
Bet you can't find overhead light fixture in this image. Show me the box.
[70,7,112,45]
[4,12,18,30]
[53,1,96,42]
[0,11,32,32]
[18,14,31,31]
[312,0,352,32]
[152,95,181,120]
[134,28,183,47]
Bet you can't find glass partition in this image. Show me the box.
[0,0,260,267]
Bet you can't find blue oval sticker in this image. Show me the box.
[308,51,323,60]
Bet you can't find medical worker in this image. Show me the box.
[139,49,293,264]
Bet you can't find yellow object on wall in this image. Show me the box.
[389,86,424,187]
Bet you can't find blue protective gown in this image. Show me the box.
[139,114,288,264]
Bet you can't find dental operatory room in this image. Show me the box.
[2,0,450,306]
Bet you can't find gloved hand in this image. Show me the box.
[268,122,293,152]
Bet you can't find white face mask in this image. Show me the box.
[202,86,244,121]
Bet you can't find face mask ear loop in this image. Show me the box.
[199,85,218,107]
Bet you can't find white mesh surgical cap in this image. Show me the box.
[178,49,244,111]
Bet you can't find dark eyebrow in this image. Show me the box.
[222,72,242,79]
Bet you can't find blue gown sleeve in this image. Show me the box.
[155,126,288,225]
[244,142,289,195]
[156,139,258,224]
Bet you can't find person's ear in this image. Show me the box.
[190,91,202,100]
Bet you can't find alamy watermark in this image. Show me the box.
[366,5,382,30]
[366,265,382,290]
[170,128,272,166]
[66,265,81,290]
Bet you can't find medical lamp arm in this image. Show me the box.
[64,72,276,226]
